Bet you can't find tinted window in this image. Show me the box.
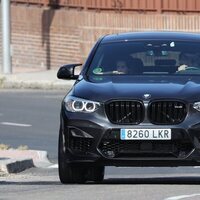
[87,41,200,76]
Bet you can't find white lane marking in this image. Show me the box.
[0,122,32,127]
[48,164,58,169]
[165,194,200,200]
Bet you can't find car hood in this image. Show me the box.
[73,76,200,103]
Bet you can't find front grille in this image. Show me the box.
[99,140,193,158]
[98,130,193,159]
[69,137,93,152]
[148,101,187,125]
[105,100,144,124]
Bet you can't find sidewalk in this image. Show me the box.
[0,68,75,90]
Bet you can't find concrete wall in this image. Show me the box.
[10,5,200,70]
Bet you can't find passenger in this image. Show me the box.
[178,52,200,71]
[178,53,192,71]
[192,53,200,68]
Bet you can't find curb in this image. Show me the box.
[0,80,74,90]
[0,158,34,173]
[0,150,53,174]
[0,75,75,90]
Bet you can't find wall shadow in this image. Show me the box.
[42,1,60,70]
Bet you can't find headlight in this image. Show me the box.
[193,102,200,111]
[64,96,100,113]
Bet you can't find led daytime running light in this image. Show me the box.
[72,101,96,112]
[64,96,100,113]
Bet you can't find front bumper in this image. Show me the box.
[61,107,200,167]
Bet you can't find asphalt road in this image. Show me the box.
[0,89,69,162]
[1,167,200,200]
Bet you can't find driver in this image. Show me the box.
[92,59,129,75]
[115,60,128,74]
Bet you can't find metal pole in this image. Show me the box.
[2,0,11,74]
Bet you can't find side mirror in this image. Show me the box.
[57,64,82,80]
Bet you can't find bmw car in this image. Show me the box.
[57,31,200,183]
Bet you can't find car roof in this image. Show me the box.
[101,31,200,44]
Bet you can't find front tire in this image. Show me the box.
[58,127,86,184]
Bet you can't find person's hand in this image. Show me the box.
[178,64,187,71]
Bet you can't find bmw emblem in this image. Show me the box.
[143,94,151,99]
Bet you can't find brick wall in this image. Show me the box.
[10,5,200,70]
[11,5,81,70]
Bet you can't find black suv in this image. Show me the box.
[57,31,200,183]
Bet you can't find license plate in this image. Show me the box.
[120,129,171,140]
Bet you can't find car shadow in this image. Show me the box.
[100,176,200,185]
[1,176,200,185]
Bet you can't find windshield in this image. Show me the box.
[87,41,200,76]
